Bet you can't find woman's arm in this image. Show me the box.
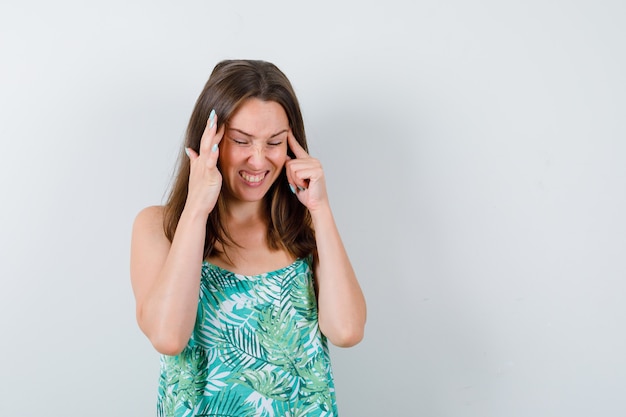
[285,132,366,347]
[130,113,224,355]
[130,206,208,355]
[311,206,367,347]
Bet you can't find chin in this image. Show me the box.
[231,187,272,203]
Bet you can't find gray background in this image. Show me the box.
[1,0,625,416]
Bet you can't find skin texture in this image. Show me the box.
[219,100,289,205]
[130,98,366,355]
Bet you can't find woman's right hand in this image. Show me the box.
[184,110,224,216]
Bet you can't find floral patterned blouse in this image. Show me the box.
[157,256,338,417]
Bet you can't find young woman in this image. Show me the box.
[130,59,366,417]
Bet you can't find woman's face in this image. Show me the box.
[219,98,289,203]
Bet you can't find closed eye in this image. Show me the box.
[231,138,249,145]
[267,133,287,147]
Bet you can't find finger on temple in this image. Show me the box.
[205,125,225,165]
[199,114,219,155]
[287,131,308,158]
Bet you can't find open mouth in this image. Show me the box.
[240,171,268,183]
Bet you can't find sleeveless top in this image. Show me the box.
[156,257,338,417]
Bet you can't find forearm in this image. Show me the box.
[311,205,366,347]
[138,208,207,354]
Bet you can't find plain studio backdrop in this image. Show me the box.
[1,1,625,416]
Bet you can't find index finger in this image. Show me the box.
[288,130,309,159]
[199,111,223,155]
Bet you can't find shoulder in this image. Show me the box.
[132,205,166,239]
[134,205,165,225]
[131,205,171,269]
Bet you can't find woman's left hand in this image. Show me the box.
[286,133,366,347]
[285,131,329,212]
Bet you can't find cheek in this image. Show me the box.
[267,147,288,167]
[219,146,244,166]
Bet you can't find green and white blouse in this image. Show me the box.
[157,256,338,417]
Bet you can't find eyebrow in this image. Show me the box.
[227,127,288,139]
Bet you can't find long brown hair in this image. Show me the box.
[163,60,315,260]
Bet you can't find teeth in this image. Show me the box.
[241,172,266,183]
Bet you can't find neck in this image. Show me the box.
[222,196,266,226]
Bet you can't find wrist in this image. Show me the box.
[309,203,334,226]
[180,205,211,225]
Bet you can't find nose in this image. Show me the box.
[246,143,266,167]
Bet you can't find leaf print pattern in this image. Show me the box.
[156,257,338,417]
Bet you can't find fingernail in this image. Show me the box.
[211,143,218,153]
[185,147,191,158]
[209,109,216,129]
[297,186,306,191]
[289,184,296,194]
